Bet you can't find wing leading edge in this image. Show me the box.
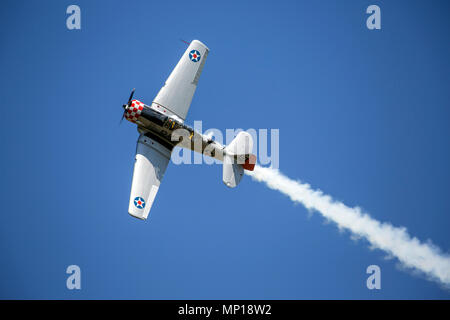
[128,134,171,220]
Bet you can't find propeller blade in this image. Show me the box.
[121,88,135,125]
[128,88,135,104]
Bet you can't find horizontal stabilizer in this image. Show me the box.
[222,131,256,187]
[224,131,253,157]
[223,155,244,188]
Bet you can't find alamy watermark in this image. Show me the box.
[66,265,81,290]
[169,121,279,169]
[66,5,81,30]
[366,5,381,30]
[366,265,381,290]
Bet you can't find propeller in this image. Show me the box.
[121,88,135,123]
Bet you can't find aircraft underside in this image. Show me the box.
[122,40,255,220]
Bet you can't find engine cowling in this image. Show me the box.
[125,99,145,123]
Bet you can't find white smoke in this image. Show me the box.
[246,165,450,287]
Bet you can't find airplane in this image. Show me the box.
[121,40,257,220]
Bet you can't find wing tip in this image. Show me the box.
[128,211,148,220]
[191,39,209,51]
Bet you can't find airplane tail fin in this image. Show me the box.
[222,131,256,188]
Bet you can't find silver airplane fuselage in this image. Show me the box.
[124,100,226,162]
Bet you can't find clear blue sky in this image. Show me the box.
[0,0,449,299]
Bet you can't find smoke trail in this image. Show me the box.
[246,166,450,287]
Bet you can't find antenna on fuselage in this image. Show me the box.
[180,39,190,46]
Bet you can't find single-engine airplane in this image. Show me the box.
[122,40,256,220]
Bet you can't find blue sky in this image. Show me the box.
[0,0,449,299]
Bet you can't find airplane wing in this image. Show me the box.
[152,40,209,121]
[128,134,171,220]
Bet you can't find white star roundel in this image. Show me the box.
[189,50,201,62]
[134,197,145,209]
